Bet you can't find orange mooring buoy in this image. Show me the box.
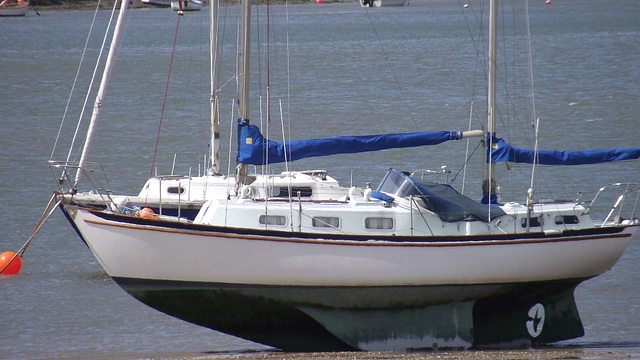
[138,207,159,220]
[0,251,22,275]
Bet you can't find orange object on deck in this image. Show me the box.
[138,207,159,220]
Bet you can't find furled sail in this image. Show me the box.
[237,120,479,165]
[490,137,640,165]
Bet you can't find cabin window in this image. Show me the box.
[312,216,340,228]
[555,215,580,225]
[259,215,287,226]
[365,217,395,230]
[167,186,185,194]
[273,186,313,198]
[521,216,542,228]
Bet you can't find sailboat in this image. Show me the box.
[51,0,640,352]
[171,0,203,12]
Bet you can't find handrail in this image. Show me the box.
[586,182,640,227]
[48,161,116,210]
[411,166,451,184]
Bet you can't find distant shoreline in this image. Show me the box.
[30,0,352,11]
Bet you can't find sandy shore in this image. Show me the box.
[172,347,640,360]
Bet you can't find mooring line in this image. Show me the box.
[0,193,62,275]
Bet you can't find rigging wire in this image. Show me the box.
[50,0,103,163]
[500,0,541,200]
[454,0,491,194]
[146,13,182,206]
[264,0,272,180]
[224,100,236,226]
[361,8,419,129]
[283,0,294,224]
[279,99,294,231]
[450,140,483,186]
[464,0,542,199]
[524,0,540,199]
[0,194,61,274]
[461,100,474,194]
[456,0,488,131]
[284,0,292,165]
[59,1,119,170]
[605,3,640,124]
[266,0,271,126]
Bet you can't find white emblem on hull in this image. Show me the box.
[526,303,545,338]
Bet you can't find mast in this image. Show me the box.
[74,0,129,188]
[483,0,498,204]
[209,0,221,175]
[236,0,251,185]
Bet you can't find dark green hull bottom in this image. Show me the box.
[114,278,586,351]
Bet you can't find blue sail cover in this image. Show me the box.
[490,137,640,165]
[237,120,469,165]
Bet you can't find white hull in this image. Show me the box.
[61,202,637,349]
[67,204,634,288]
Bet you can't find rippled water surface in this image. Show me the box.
[0,0,639,358]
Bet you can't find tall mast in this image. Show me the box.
[209,0,221,175]
[74,0,129,188]
[236,0,251,185]
[483,0,498,204]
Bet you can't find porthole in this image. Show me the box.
[555,215,580,225]
[521,216,542,228]
[365,217,395,230]
[312,216,340,228]
[273,186,313,198]
[259,215,287,226]
[167,186,185,194]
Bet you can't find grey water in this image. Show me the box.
[0,0,639,358]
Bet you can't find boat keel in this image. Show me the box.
[115,278,585,351]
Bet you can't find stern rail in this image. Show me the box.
[586,183,640,227]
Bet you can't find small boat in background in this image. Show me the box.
[360,0,407,7]
[141,0,171,7]
[171,0,202,12]
[0,0,29,16]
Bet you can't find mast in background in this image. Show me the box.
[236,0,251,185]
[483,0,498,204]
[209,0,221,175]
